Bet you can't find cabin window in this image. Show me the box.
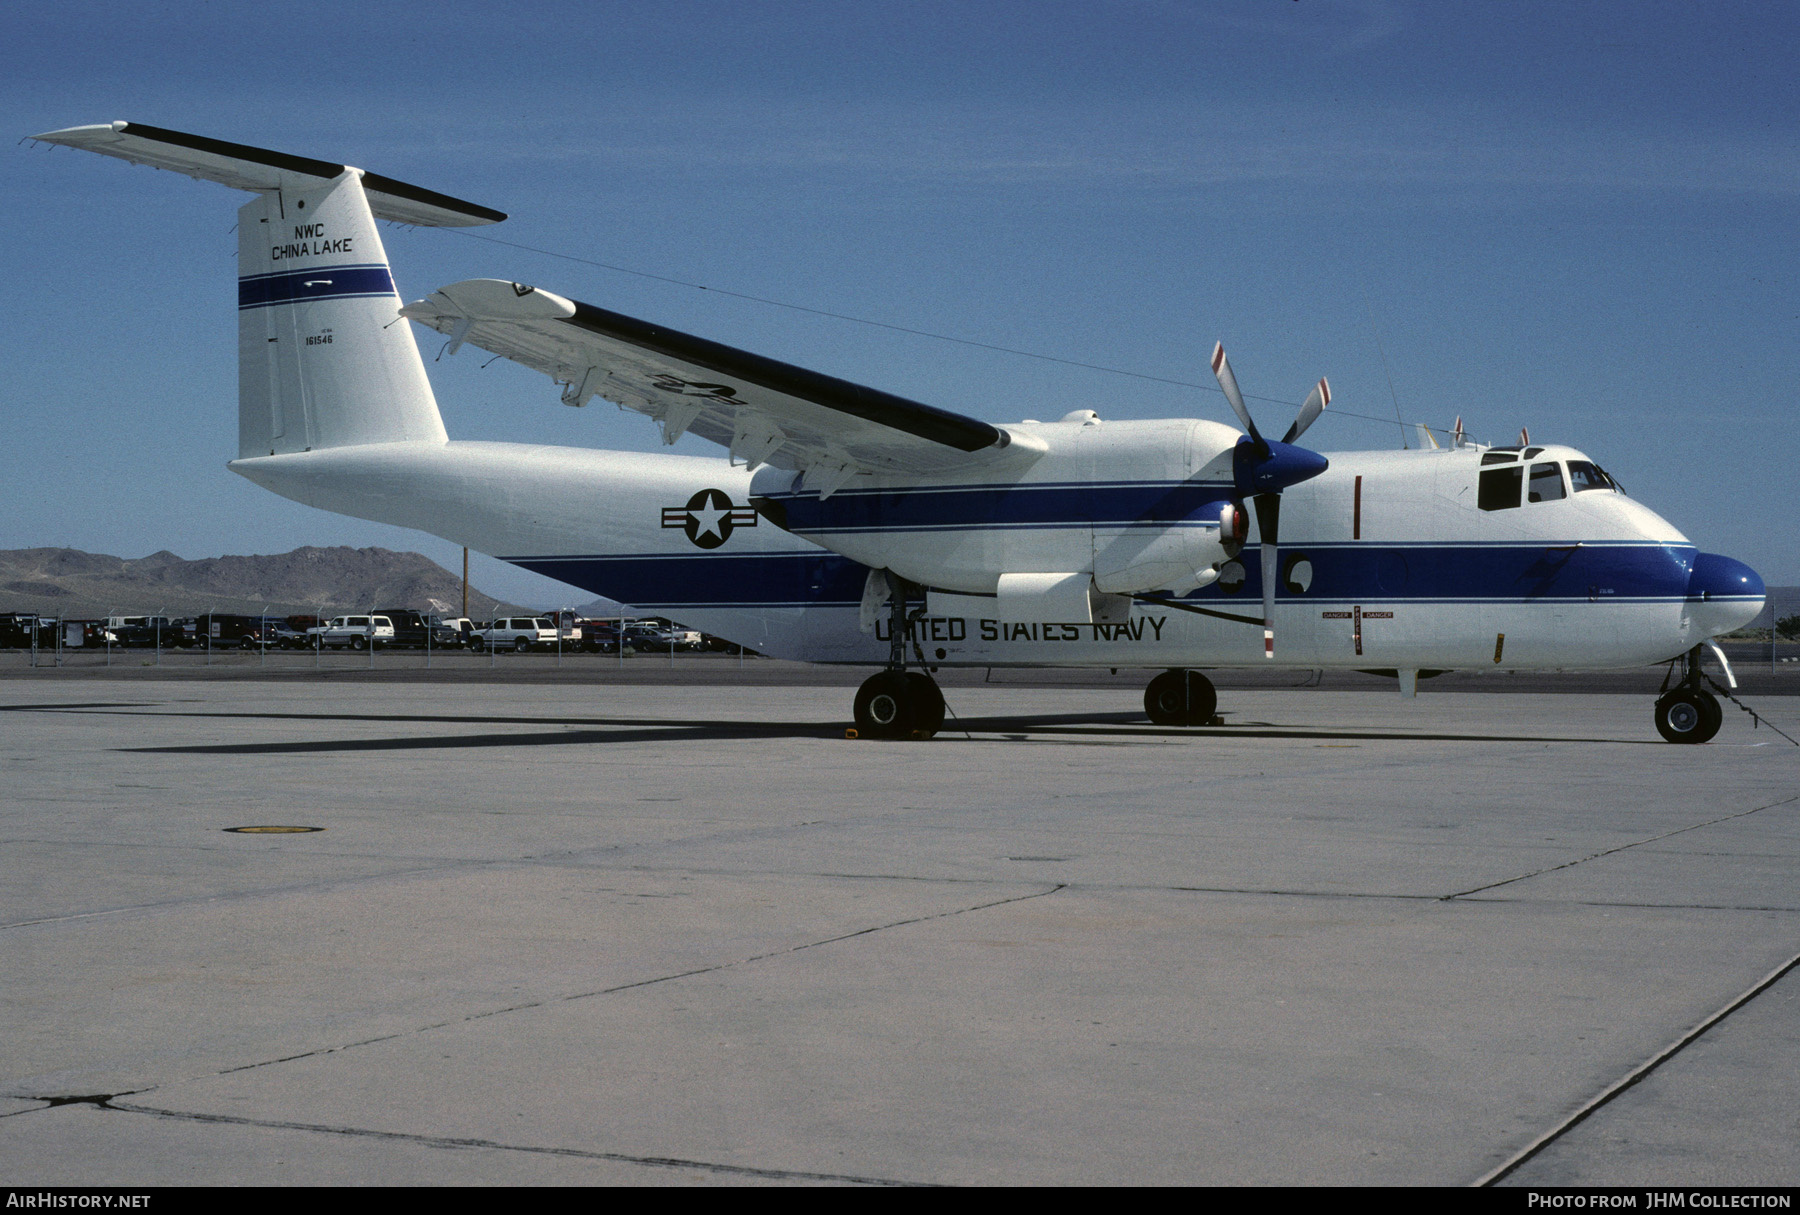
[1478,466,1523,511]
[1528,462,1566,503]
[1282,554,1314,594]
[1216,560,1246,594]
[1567,460,1613,493]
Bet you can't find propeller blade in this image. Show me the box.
[1210,342,1263,447]
[1519,426,1531,446]
[1281,377,1330,444]
[1253,493,1281,659]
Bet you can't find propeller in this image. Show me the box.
[1210,343,1331,658]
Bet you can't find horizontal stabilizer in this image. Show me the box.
[31,121,504,227]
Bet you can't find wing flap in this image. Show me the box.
[402,279,1029,480]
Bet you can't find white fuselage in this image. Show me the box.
[230,418,1756,672]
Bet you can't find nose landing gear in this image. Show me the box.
[1655,646,1723,744]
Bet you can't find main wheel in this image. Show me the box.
[854,671,917,739]
[1655,689,1721,744]
[1144,669,1217,726]
[905,672,945,739]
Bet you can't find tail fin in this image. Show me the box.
[235,173,446,456]
[33,122,504,458]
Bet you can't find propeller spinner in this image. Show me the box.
[1210,343,1331,658]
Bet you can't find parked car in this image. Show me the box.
[191,613,275,649]
[103,616,178,647]
[575,619,623,653]
[469,617,558,652]
[306,615,397,650]
[257,618,311,649]
[622,622,676,652]
[370,608,462,649]
[542,610,584,648]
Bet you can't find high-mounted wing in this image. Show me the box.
[401,279,1032,494]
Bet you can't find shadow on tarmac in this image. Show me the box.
[11,703,1649,752]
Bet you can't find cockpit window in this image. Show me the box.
[1521,446,1544,459]
[1528,461,1566,503]
[1481,448,1520,465]
[1567,461,1614,493]
[1479,465,1523,511]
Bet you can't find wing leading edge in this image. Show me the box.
[401,279,1034,493]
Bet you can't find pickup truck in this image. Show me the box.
[307,615,397,650]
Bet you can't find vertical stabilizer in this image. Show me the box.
[237,172,447,457]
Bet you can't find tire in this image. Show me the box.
[1698,690,1724,739]
[904,672,945,739]
[350,636,368,651]
[1145,669,1217,726]
[514,637,531,653]
[1655,689,1720,744]
[854,671,916,739]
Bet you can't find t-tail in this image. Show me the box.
[31,121,503,459]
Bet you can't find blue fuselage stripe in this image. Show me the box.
[504,542,1704,611]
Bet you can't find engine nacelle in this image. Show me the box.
[1092,500,1237,596]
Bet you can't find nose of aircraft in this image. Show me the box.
[1686,552,1766,636]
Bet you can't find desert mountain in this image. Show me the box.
[0,546,521,619]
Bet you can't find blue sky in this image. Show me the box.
[4,1,1797,604]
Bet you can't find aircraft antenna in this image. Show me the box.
[1365,297,1407,449]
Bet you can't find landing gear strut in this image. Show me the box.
[1144,668,1217,727]
[1654,646,1723,744]
[852,578,945,739]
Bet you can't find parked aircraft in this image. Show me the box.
[31,122,1766,741]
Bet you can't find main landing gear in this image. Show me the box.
[1144,668,1217,727]
[851,580,945,740]
[1654,646,1723,744]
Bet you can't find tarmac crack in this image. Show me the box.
[0,1090,152,1118]
[209,883,1065,1077]
[99,1101,929,1185]
[1474,947,1800,1187]
[1438,793,1800,901]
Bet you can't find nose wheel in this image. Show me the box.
[1654,646,1723,743]
[1654,688,1722,744]
[1144,669,1217,726]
